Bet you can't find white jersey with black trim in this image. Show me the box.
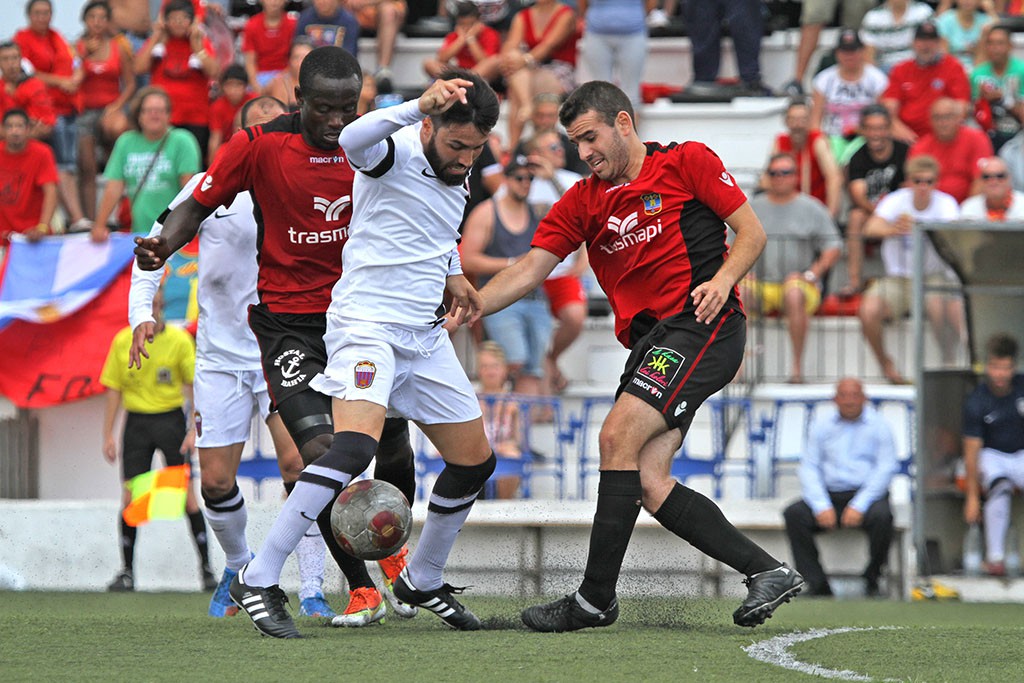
[129,173,262,370]
[331,99,466,327]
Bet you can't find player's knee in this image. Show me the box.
[298,432,333,466]
[988,478,1016,501]
[597,424,639,469]
[313,431,379,476]
[435,452,496,499]
[200,469,235,500]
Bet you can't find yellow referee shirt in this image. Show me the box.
[100,325,195,414]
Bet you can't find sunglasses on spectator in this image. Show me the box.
[767,169,796,177]
[508,174,533,182]
[982,172,1008,180]
[911,177,936,186]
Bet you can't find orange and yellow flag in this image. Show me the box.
[122,464,190,527]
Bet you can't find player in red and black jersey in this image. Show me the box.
[478,81,804,633]
[134,47,418,635]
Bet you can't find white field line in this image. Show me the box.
[743,627,902,682]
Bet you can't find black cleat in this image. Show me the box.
[733,563,803,627]
[521,593,619,633]
[393,568,481,630]
[229,568,302,639]
[107,570,134,593]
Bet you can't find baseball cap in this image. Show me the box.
[504,154,530,175]
[914,21,940,40]
[835,28,863,51]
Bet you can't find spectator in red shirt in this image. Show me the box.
[499,0,579,151]
[242,0,297,92]
[0,109,58,249]
[423,2,501,83]
[15,0,91,232]
[134,0,219,156]
[910,96,993,202]
[0,41,56,140]
[208,64,257,161]
[766,99,843,219]
[77,0,135,223]
[882,20,970,144]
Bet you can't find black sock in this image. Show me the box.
[317,506,375,590]
[187,510,210,567]
[374,419,417,505]
[577,471,642,611]
[119,517,137,573]
[653,483,778,576]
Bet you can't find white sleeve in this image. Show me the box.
[129,174,205,331]
[340,100,425,170]
[874,192,902,223]
[447,247,463,277]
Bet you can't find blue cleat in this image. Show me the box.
[299,593,336,618]
[209,567,240,617]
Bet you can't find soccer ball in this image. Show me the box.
[330,479,412,561]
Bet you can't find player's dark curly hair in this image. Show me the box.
[986,333,1019,362]
[433,68,499,136]
[558,80,634,130]
[298,46,362,93]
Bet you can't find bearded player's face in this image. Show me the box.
[423,121,488,186]
[297,74,360,150]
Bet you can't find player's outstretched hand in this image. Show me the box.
[134,235,167,271]
[691,275,731,324]
[419,77,473,116]
[445,274,483,326]
[129,322,156,369]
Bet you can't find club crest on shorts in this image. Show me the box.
[354,361,376,389]
[642,192,662,216]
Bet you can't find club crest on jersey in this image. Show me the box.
[354,361,376,389]
[313,195,351,222]
[641,193,662,216]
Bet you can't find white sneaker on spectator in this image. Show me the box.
[647,8,669,27]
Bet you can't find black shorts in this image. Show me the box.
[122,409,189,481]
[618,308,745,432]
[248,303,329,408]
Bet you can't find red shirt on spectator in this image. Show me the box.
[774,130,829,206]
[883,55,970,138]
[149,36,215,127]
[523,4,578,66]
[76,37,126,111]
[0,138,58,247]
[14,28,78,117]
[441,25,501,69]
[910,125,993,202]
[242,12,297,73]
[0,76,57,128]
[209,92,257,145]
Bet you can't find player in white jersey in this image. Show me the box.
[128,97,335,620]
[231,71,500,638]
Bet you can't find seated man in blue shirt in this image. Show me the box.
[783,377,898,597]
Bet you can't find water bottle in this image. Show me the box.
[963,523,983,576]
[1006,526,1021,577]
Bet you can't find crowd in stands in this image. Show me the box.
[5,0,1024,498]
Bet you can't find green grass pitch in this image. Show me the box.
[2,592,1022,682]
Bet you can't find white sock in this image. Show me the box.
[407,488,479,591]
[984,482,1013,562]
[245,468,348,587]
[203,486,251,570]
[296,527,327,601]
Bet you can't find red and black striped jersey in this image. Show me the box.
[532,141,747,348]
[193,112,354,314]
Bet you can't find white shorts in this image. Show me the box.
[193,365,271,448]
[310,317,482,425]
[979,447,1024,491]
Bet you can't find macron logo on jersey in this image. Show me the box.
[719,172,734,187]
[201,175,213,192]
[313,195,351,222]
[600,211,663,255]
